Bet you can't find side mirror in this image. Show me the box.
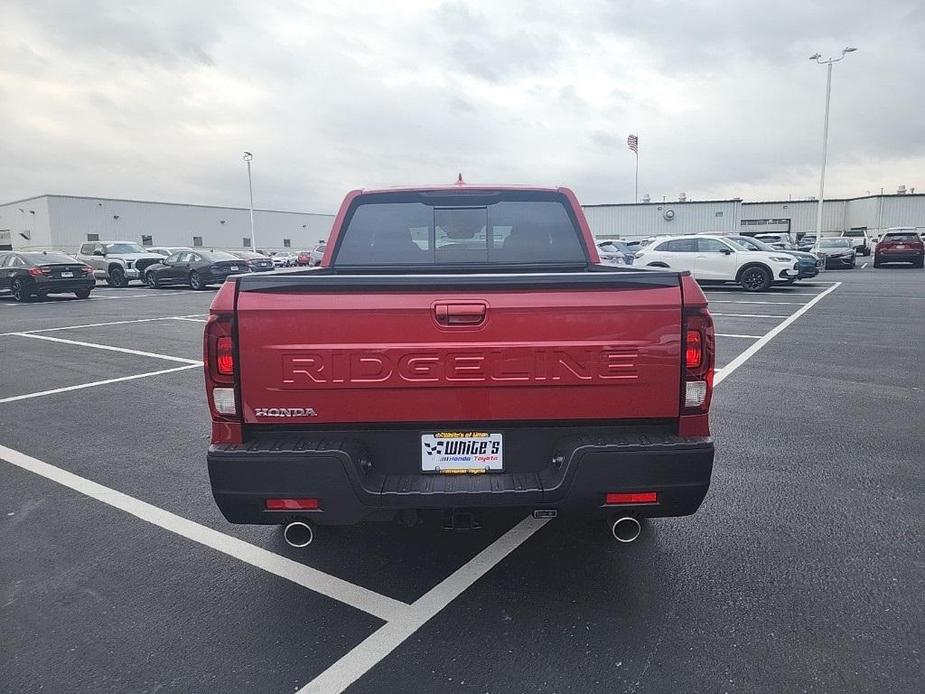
[92,250,104,257]
[721,248,733,255]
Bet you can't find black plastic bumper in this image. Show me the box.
[207,428,714,526]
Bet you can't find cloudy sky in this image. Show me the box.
[2,0,923,213]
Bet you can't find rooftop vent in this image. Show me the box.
[897,185,907,194]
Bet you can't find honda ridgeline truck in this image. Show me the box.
[204,184,716,544]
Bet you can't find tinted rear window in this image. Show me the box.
[22,252,79,264]
[882,233,919,242]
[334,193,586,266]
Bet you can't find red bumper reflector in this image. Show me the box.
[265,498,320,510]
[605,492,658,505]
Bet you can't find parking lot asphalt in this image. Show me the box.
[1,267,923,693]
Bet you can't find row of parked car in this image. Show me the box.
[594,227,923,291]
[0,240,330,302]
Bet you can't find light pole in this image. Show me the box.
[809,47,857,254]
[243,152,257,252]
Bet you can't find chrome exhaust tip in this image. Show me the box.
[611,516,642,543]
[283,521,314,548]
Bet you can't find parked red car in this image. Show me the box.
[874,229,924,268]
[203,184,716,545]
[297,250,312,266]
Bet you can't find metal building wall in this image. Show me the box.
[879,194,925,231]
[43,195,334,253]
[844,196,880,232]
[739,200,845,236]
[0,197,53,250]
[582,200,740,239]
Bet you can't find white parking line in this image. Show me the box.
[172,317,208,323]
[299,516,550,694]
[710,313,789,318]
[0,314,207,336]
[715,333,762,339]
[861,262,868,269]
[0,364,202,404]
[8,332,201,364]
[715,281,840,385]
[0,444,409,623]
[704,291,822,297]
[709,300,807,306]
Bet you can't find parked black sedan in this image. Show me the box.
[0,251,95,302]
[144,250,252,289]
[229,250,275,272]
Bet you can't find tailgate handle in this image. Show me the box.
[434,302,487,325]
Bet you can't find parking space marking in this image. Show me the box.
[715,333,762,339]
[715,281,840,386]
[710,313,788,318]
[709,300,807,306]
[0,314,207,336]
[704,291,823,297]
[861,263,868,269]
[0,444,409,623]
[8,332,201,365]
[172,317,208,323]
[0,364,202,404]
[299,515,550,694]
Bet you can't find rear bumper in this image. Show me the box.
[207,429,714,526]
[877,250,923,263]
[34,278,96,292]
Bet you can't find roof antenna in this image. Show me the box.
[456,173,465,185]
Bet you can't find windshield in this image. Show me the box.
[733,237,774,252]
[819,239,851,248]
[722,238,749,251]
[105,243,146,254]
[202,251,239,261]
[334,192,586,266]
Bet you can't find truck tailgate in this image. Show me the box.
[235,273,683,425]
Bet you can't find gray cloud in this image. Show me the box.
[1,0,923,213]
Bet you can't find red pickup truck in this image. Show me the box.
[204,184,715,545]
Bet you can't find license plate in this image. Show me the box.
[61,272,74,277]
[421,432,503,473]
[896,245,907,249]
[229,265,239,271]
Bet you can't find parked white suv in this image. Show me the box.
[634,234,800,291]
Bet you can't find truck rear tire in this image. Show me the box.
[74,289,92,299]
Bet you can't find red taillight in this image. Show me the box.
[81,265,94,274]
[605,492,658,505]
[216,336,234,375]
[685,329,702,369]
[28,267,44,276]
[681,307,715,416]
[265,498,320,510]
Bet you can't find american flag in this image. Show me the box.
[627,134,638,154]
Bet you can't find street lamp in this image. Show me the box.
[243,152,257,252]
[809,47,857,254]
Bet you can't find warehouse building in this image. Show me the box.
[0,194,334,253]
[584,191,925,241]
[3,190,922,253]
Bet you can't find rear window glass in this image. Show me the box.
[22,252,78,264]
[843,230,866,237]
[334,194,586,266]
[882,233,919,242]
